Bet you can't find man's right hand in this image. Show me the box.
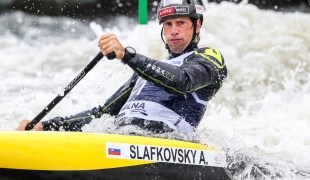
[16,119,43,131]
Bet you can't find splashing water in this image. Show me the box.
[0,2,309,179]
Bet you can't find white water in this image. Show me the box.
[0,2,309,179]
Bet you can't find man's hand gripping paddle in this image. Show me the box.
[25,52,116,130]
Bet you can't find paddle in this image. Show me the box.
[25,51,116,130]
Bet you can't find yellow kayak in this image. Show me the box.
[0,131,230,179]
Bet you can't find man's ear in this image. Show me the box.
[196,19,201,33]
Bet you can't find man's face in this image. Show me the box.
[163,17,200,54]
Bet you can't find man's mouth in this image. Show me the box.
[169,38,181,43]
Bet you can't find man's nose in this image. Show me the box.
[170,24,179,35]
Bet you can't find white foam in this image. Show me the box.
[0,2,309,179]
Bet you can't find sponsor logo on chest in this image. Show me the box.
[120,102,147,116]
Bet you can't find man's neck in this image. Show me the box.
[168,42,198,59]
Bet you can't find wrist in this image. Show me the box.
[121,46,136,64]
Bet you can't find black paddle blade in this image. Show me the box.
[107,52,116,60]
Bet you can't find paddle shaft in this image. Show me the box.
[25,52,115,130]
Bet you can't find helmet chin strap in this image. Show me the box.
[161,18,200,57]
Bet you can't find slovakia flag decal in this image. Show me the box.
[108,147,121,155]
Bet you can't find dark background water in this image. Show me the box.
[0,0,309,23]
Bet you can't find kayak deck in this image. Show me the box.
[0,131,231,179]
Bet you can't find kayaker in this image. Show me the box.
[17,0,227,134]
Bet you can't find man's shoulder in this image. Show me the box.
[192,47,225,69]
[194,47,223,60]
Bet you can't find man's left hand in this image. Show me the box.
[16,119,43,131]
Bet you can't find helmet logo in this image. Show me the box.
[163,0,182,6]
[159,6,189,18]
[159,7,175,18]
[195,5,204,14]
